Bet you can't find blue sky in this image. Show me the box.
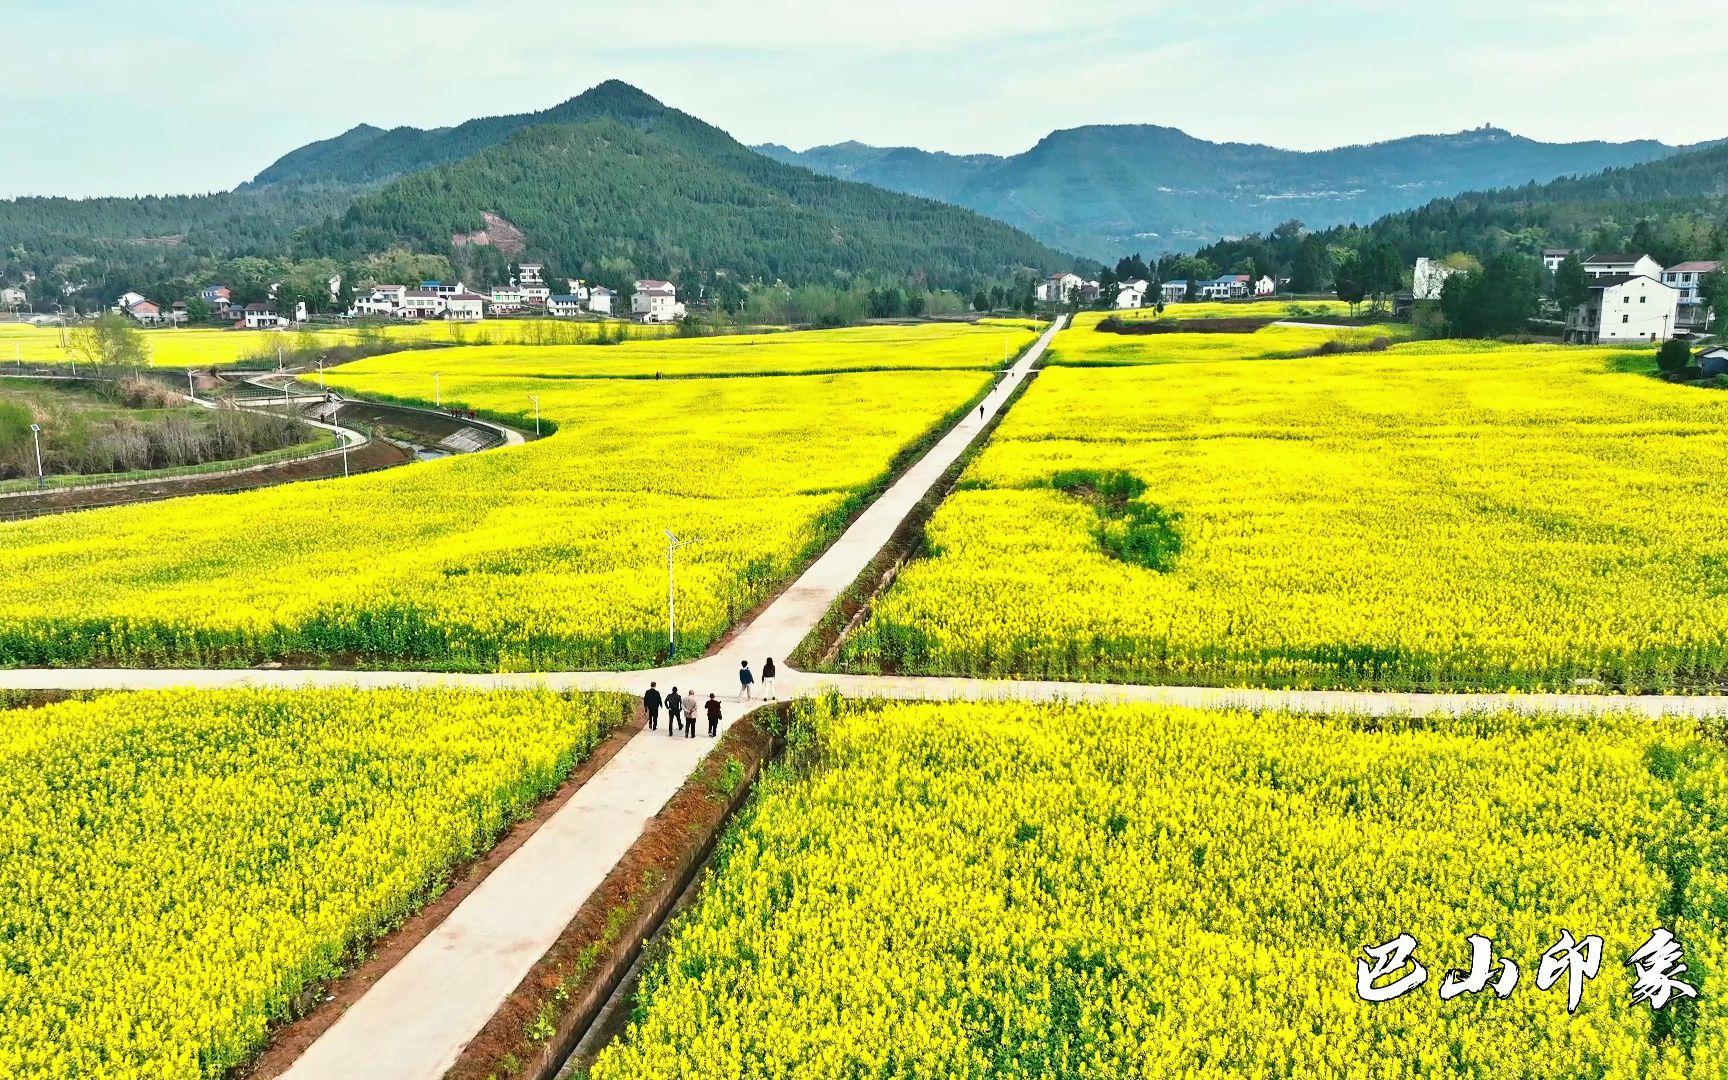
[6,0,1725,198]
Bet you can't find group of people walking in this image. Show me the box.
[640,657,778,738]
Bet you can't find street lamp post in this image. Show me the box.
[29,424,43,489]
[664,530,704,659]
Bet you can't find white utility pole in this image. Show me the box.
[317,357,326,390]
[531,394,540,436]
[30,424,44,489]
[664,530,704,659]
[187,370,196,401]
[435,372,441,407]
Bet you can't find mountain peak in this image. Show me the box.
[562,80,665,112]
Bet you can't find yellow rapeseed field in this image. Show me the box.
[839,337,1728,690]
[0,323,1027,669]
[328,320,1033,382]
[0,686,625,1078]
[593,699,1728,1079]
[1089,298,1360,322]
[0,318,674,368]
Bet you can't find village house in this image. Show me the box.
[587,286,614,315]
[199,285,232,317]
[241,303,286,330]
[351,285,408,318]
[1037,272,1084,304]
[516,264,551,306]
[1696,345,1728,378]
[1564,274,1679,344]
[1583,253,1664,280]
[0,286,26,309]
[1412,257,1462,301]
[1160,280,1189,304]
[1115,279,1149,309]
[443,291,487,321]
[1197,274,1251,300]
[489,283,526,313]
[1661,260,1721,330]
[167,301,189,326]
[547,294,584,318]
[1255,275,1277,297]
[401,290,446,320]
[116,292,163,325]
[1542,249,1574,273]
[632,280,684,323]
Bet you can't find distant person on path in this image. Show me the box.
[643,681,662,732]
[762,658,777,700]
[978,404,985,421]
[738,660,755,701]
[706,693,722,737]
[665,687,683,736]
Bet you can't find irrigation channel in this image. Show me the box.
[0,368,526,520]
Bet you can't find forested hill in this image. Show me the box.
[1333,141,1728,258]
[248,80,720,190]
[1191,140,1728,282]
[758,126,1700,261]
[294,115,1074,290]
[0,188,353,307]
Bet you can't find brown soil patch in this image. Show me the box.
[444,713,778,1080]
[1098,315,1279,335]
[242,710,642,1079]
[452,212,528,260]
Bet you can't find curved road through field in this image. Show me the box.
[5,313,1725,1079]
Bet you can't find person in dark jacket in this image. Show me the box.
[761,658,777,700]
[665,687,683,736]
[643,682,662,732]
[738,660,755,702]
[705,693,722,737]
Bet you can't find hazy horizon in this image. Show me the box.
[7,0,1726,199]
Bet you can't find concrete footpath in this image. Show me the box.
[269,315,1070,1079]
[7,309,1725,1077]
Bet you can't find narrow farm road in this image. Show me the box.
[8,311,1726,1079]
[261,314,1069,1080]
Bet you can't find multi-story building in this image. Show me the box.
[1412,258,1462,301]
[443,292,488,321]
[1661,260,1721,330]
[351,285,408,318]
[515,263,550,306]
[1583,253,1664,280]
[1564,274,1679,344]
[489,284,526,313]
[632,280,683,323]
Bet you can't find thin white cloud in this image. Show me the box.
[3,0,1726,197]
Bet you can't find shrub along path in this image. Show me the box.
[4,313,1726,1079]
